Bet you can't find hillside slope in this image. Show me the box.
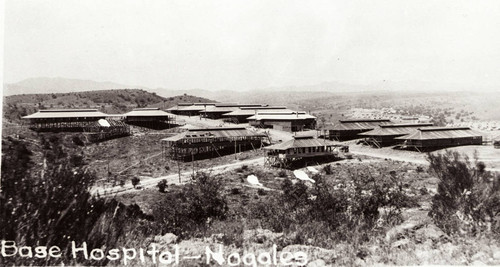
[3,77,139,96]
[3,89,214,123]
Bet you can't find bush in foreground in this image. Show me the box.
[428,151,500,235]
[153,172,228,238]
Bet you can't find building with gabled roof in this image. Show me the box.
[263,136,348,168]
[358,123,433,147]
[123,108,176,129]
[23,109,109,131]
[395,127,483,151]
[161,127,266,161]
[167,103,217,116]
[200,104,264,119]
[222,106,290,123]
[247,111,316,132]
[327,119,392,141]
[22,109,130,141]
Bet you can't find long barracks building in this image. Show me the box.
[161,127,266,161]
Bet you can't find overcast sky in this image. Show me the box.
[3,0,500,91]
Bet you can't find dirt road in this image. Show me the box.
[91,156,265,196]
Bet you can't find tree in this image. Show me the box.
[157,179,168,193]
[132,177,141,188]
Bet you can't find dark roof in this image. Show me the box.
[23,109,108,119]
[178,103,217,106]
[240,106,287,110]
[339,119,391,123]
[124,108,172,117]
[329,119,392,131]
[203,106,239,113]
[161,127,265,142]
[222,108,292,117]
[247,112,316,121]
[395,127,483,140]
[263,137,337,151]
[214,103,263,107]
[358,123,433,136]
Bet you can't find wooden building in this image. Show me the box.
[22,109,130,142]
[124,108,175,129]
[247,111,316,132]
[23,109,108,131]
[395,127,483,151]
[201,104,264,120]
[358,123,433,148]
[263,136,348,168]
[327,119,392,141]
[168,103,217,116]
[161,127,266,161]
[222,106,290,123]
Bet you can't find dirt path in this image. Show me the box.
[349,150,428,165]
[91,156,265,196]
[349,145,500,172]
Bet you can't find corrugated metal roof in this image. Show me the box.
[395,127,483,140]
[214,103,263,107]
[124,108,172,117]
[339,119,391,123]
[222,108,292,117]
[329,120,392,131]
[161,127,265,142]
[247,112,316,121]
[23,109,108,119]
[178,103,217,106]
[263,137,336,150]
[178,105,207,111]
[359,123,433,136]
[240,106,287,110]
[203,106,240,113]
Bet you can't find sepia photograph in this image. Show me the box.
[2,0,500,266]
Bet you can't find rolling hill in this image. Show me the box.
[2,89,215,123]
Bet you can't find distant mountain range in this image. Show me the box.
[4,77,498,105]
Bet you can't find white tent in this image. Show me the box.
[98,119,111,127]
[293,170,315,183]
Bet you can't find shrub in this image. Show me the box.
[236,165,249,173]
[231,188,241,194]
[277,170,288,177]
[428,151,500,235]
[249,169,415,244]
[131,177,140,188]
[323,164,334,175]
[153,172,228,237]
[157,179,168,193]
[0,136,155,266]
[72,136,85,146]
